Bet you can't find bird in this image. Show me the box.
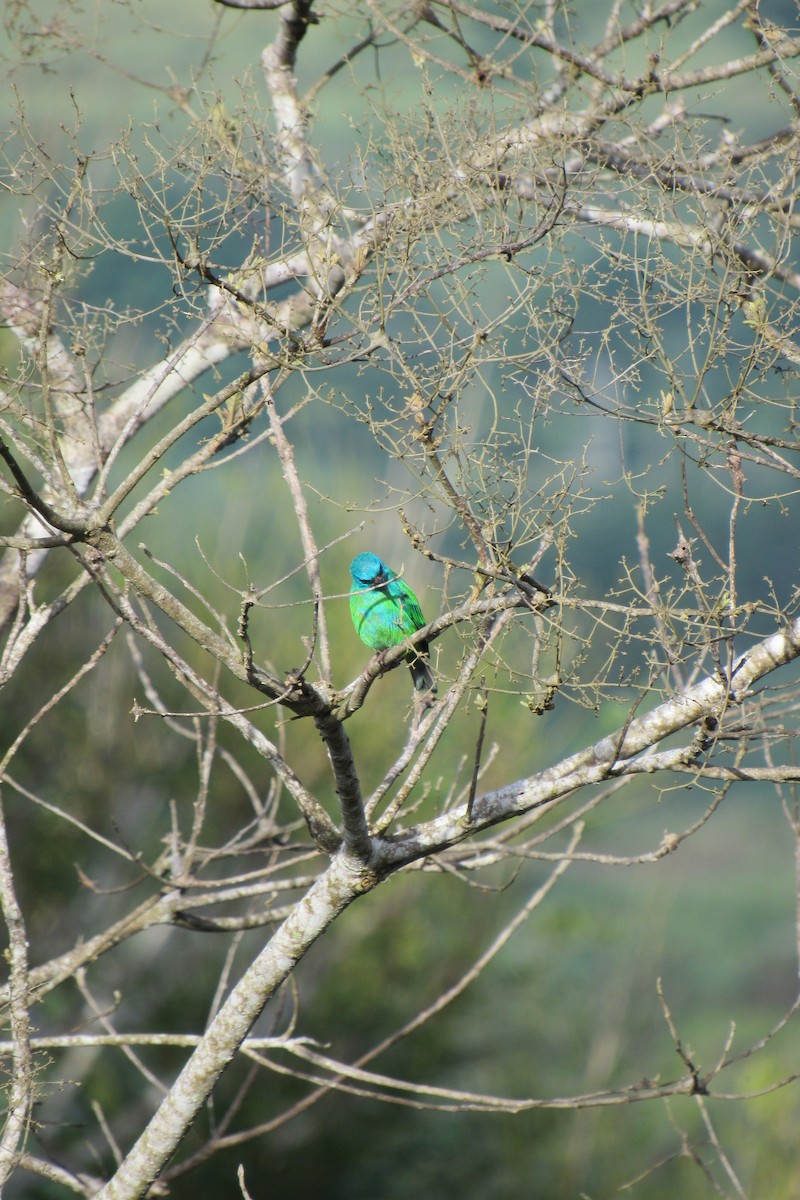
[349,552,437,694]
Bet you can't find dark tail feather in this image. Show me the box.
[408,647,437,694]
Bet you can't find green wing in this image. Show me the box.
[388,578,426,634]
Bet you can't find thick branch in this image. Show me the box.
[378,617,800,869]
[95,852,369,1200]
[0,789,32,1184]
[313,713,372,861]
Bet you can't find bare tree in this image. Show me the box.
[1,1,800,1196]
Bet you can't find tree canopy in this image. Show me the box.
[1,1,800,1197]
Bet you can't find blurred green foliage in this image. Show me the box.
[1,1,799,1197]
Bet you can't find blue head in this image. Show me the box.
[350,552,392,587]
